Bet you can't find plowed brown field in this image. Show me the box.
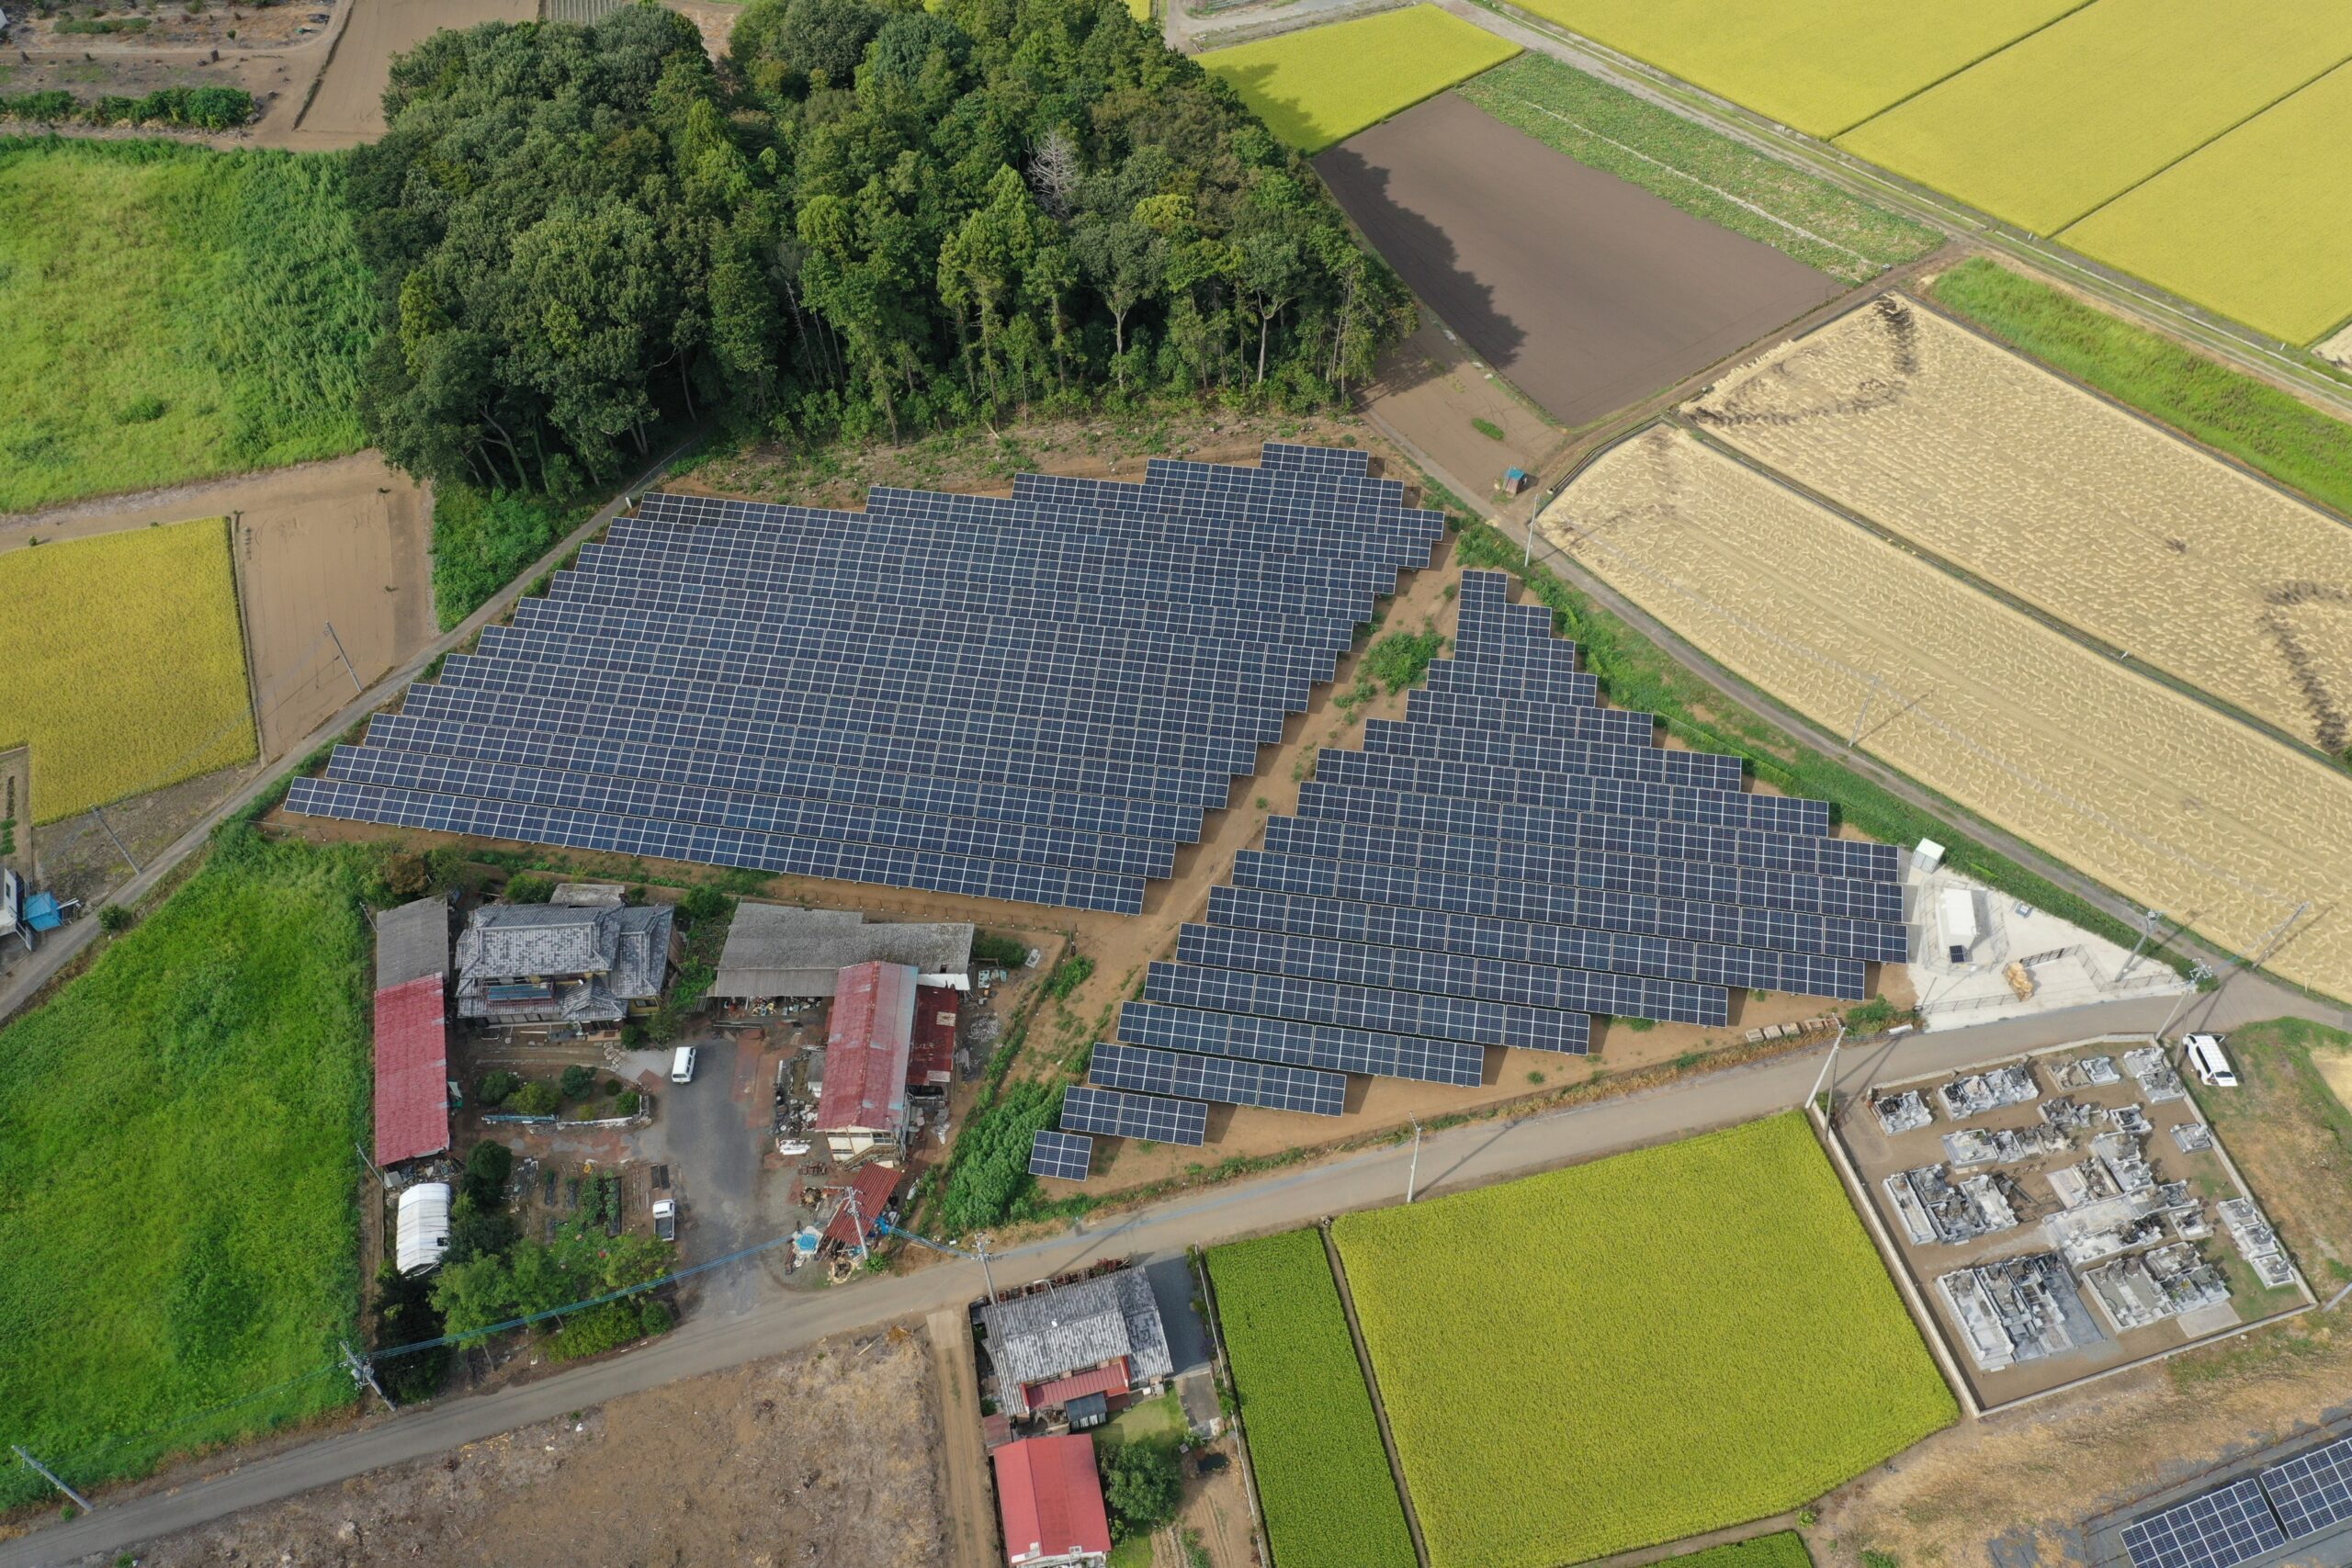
[1683,296,2352,754]
[1538,426,2352,1001]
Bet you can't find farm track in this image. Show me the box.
[1539,426,2352,1002]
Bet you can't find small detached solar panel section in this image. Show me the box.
[2261,1433,2352,1540]
[1028,1129,1094,1181]
[2121,1479,2288,1568]
[283,445,1444,913]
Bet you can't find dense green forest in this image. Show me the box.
[349,0,1413,495]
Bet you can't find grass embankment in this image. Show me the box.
[1200,6,1520,153]
[1453,523,2173,965]
[1,518,256,819]
[0,830,376,1509]
[1460,54,1939,283]
[1335,1114,1955,1568]
[0,138,374,514]
[2186,1018,2352,1291]
[1207,1231,1416,1568]
[1925,258,2352,516]
[431,486,591,630]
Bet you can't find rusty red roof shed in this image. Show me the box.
[814,961,917,1135]
[908,985,960,1087]
[373,975,450,1166]
[1024,1360,1130,1412]
[993,1435,1112,1567]
[820,1161,901,1247]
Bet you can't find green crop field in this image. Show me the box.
[2058,59,2352,344]
[1200,6,1520,153]
[1839,0,2352,236]
[0,831,375,1508]
[1334,1114,1956,1568]
[0,138,375,513]
[1206,1230,1416,1568]
[1668,1533,1815,1568]
[1924,259,2352,518]
[1489,0,2077,140]
[1460,54,1938,283]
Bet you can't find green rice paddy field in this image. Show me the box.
[1199,5,1519,153]
[1333,1114,1956,1568]
[0,138,374,514]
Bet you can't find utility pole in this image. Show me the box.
[972,1231,1001,1305]
[324,621,364,695]
[1847,675,1883,750]
[355,1138,387,1190]
[1804,1023,1849,1117]
[341,1340,396,1415]
[1404,1116,1424,1204]
[12,1447,94,1515]
[2115,908,2165,981]
[876,1220,1000,1303]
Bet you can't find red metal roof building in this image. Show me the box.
[814,961,918,1153]
[992,1435,1112,1568]
[820,1161,902,1248]
[1023,1361,1129,1413]
[373,975,450,1166]
[908,985,960,1087]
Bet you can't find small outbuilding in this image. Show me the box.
[992,1435,1112,1568]
[812,961,918,1156]
[708,905,972,1001]
[395,1182,453,1275]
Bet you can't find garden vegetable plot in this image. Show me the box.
[1198,6,1519,154]
[0,518,256,819]
[1686,295,2352,754]
[1206,1230,1415,1568]
[1541,424,2352,1003]
[1333,1114,1953,1568]
[1316,94,1840,425]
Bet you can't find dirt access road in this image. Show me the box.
[1317,92,1841,427]
[5,982,2335,1568]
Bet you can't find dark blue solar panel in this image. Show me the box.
[2121,1480,2286,1568]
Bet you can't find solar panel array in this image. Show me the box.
[1090,1042,1346,1117]
[1060,1086,1209,1146]
[283,445,1445,914]
[1027,1129,1094,1181]
[2120,1433,2352,1568]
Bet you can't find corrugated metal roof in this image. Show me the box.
[373,976,450,1165]
[908,986,959,1086]
[374,898,449,991]
[813,962,917,1134]
[709,905,972,999]
[820,1162,901,1247]
[980,1269,1173,1406]
[1025,1360,1130,1410]
[994,1436,1112,1567]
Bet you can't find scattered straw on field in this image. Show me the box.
[0,519,255,819]
[1540,426,2352,1001]
[1685,295,2352,754]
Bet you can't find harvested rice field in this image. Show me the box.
[1493,0,2079,139]
[1685,295,2352,754]
[2058,58,2352,345]
[1539,426,2352,1002]
[1836,0,2352,236]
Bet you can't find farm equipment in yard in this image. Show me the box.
[0,868,77,952]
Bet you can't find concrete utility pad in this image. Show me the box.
[1316,93,1841,427]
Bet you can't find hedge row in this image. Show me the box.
[0,86,254,130]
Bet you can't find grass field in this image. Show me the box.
[1206,1230,1416,1568]
[2058,60,2352,345]
[1543,425,2352,1002]
[431,484,590,630]
[1200,6,1519,153]
[1926,260,2352,519]
[1488,0,2078,139]
[0,831,375,1509]
[1459,55,1939,284]
[0,138,374,514]
[1333,1114,1954,1568]
[1838,0,2352,236]
[2186,1018,2352,1289]
[1,518,256,820]
[1688,295,2352,754]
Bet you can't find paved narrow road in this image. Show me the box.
[4,984,2330,1568]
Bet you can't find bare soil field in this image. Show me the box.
[1686,295,2352,753]
[1,0,340,133]
[265,0,536,149]
[1540,427,2352,1003]
[1363,316,1570,504]
[1315,92,1841,427]
[70,1325,953,1568]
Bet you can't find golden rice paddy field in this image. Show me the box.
[1540,427,2352,1001]
[1836,0,2352,236]
[0,521,256,821]
[1684,296,2352,754]
[2058,58,2352,346]
[1497,0,2079,140]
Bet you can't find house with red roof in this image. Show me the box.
[991,1435,1111,1568]
[813,961,918,1156]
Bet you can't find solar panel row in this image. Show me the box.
[1028,1129,1094,1180]
[1117,999,1486,1087]
[1059,1085,1208,1145]
[1089,1042,1346,1117]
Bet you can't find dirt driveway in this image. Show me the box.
[1317,92,1841,427]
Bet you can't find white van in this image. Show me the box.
[670,1045,699,1085]
[2183,1033,2236,1089]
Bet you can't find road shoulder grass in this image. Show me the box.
[1201,6,1520,153]
[1459,53,1939,283]
[2186,1017,2352,1291]
[1923,258,2352,522]
[0,829,376,1508]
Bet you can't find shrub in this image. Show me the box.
[1472,417,1505,440]
[1361,626,1444,694]
[559,1064,595,1100]
[677,885,732,924]
[462,1139,513,1209]
[96,904,135,934]
[380,850,429,897]
[616,1089,641,1116]
[503,873,556,904]
[639,1297,673,1334]
[1101,1439,1182,1541]
[936,1079,1060,1232]
[476,1069,519,1106]
[971,931,1031,967]
[1043,954,1094,999]
[507,1079,560,1117]
[429,486,581,631]
[542,1300,647,1362]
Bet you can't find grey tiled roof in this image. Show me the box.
[710,905,974,998]
[374,898,450,992]
[982,1269,1173,1392]
[454,903,673,1021]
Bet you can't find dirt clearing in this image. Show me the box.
[78,1324,953,1568]
[1315,92,1841,427]
[1687,295,2352,754]
[1540,425,2352,1004]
